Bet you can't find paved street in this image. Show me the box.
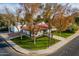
[0,37,24,56]
[49,36,79,56]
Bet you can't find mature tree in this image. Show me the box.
[4,7,23,36]
[52,4,79,33]
[0,15,4,27]
[3,7,16,33]
[42,3,62,40]
[42,3,53,41]
[15,8,23,39]
[20,3,41,44]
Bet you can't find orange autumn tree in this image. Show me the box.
[42,3,67,39]
[42,3,56,40]
[23,3,41,23]
[21,3,41,44]
[51,4,76,32]
[41,3,66,40]
[52,4,79,32]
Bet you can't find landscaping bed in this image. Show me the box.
[11,36,60,50]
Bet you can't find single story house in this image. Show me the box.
[10,22,57,37]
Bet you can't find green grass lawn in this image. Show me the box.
[11,36,60,50]
[53,32,74,38]
[53,24,79,38]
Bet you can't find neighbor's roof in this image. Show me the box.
[21,23,49,32]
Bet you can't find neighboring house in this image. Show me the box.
[22,22,57,37]
[10,26,21,32]
[10,22,57,37]
[10,22,22,32]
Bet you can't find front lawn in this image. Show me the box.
[11,36,60,50]
[53,24,78,38]
[53,31,74,38]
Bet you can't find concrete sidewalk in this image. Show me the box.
[53,35,66,40]
[0,30,79,56]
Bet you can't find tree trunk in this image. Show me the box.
[8,26,10,33]
[47,28,50,47]
[33,30,36,45]
[20,33,22,40]
[15,26,22,40]
[34,36,36,45]
[29,31,32,39]
[20,30,23,40]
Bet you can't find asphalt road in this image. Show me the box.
[0,37,24,56]
[49,36,79,56]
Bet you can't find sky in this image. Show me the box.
[0,3,79,14]
[0,3,21,14]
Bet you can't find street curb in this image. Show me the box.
[3,38,27,56]
[1,31,79,56]
[0,34,61,56]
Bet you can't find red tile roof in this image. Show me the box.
[21,23,49,32]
